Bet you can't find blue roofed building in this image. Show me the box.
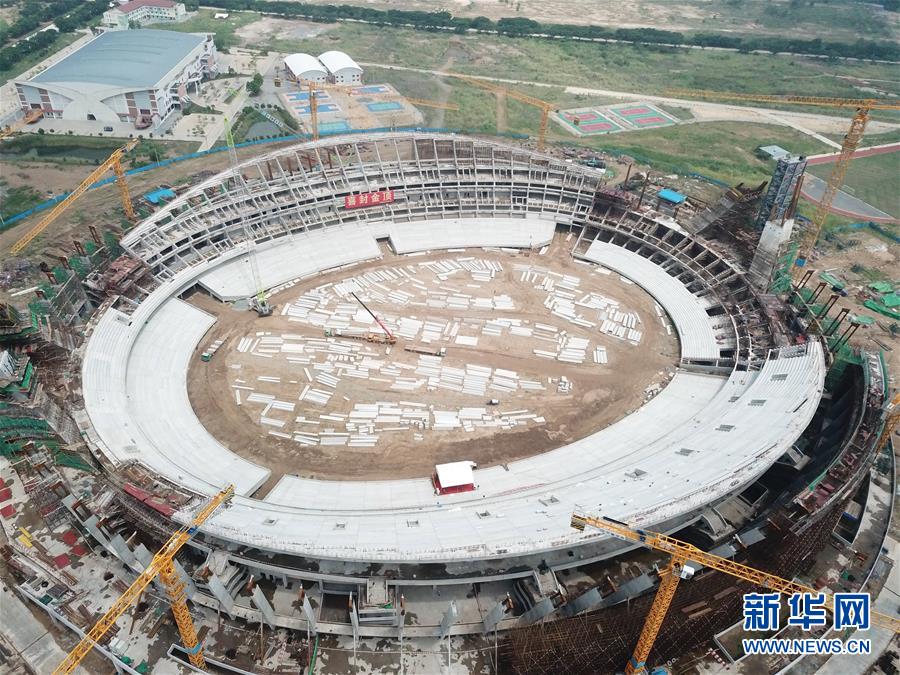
[13,29,217,130]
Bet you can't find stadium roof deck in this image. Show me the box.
[30,30,205,89]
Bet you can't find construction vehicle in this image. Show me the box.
[324,327,395,344]
[0,109,43,140]
[570,511,900,673]
[448,73,556,151]
[665,89,900,283]
[350,291,397,344]
[223,117,271,316]
[54,485,235,674]
[10,139,138,255]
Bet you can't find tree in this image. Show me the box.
[246,72,263,96]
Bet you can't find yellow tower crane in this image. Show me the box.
[874,391,900,455]
[54,485,235,674]
[405,98,460,112]
[570,511,900,674]
[308,81,320,142]
[665,89,900,282]
[10,139,139,255]
[0,109,44,140]
[448,73,555,151]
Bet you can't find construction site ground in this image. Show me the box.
[186,236,679,486]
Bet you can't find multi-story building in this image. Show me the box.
[102,0,187,30]
[13,29,217,130]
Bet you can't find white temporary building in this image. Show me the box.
[434,461,476,495]
[284,53,327,83]
[318,50,363,84]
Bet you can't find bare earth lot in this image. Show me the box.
[187,237,679,486]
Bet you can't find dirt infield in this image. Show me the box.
[187,236,679,487]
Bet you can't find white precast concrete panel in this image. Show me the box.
[582,240,721,360]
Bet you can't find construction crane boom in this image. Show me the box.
[571,512,900,673]
[665,89,900,111]
[448,73,555,151]
[665,89,900,285]
[405,98,460,111]
[0,109,43,140]
[54,485,235,675]
[350,291,396,343]
[224,117,271,316]
[10,139,138,255]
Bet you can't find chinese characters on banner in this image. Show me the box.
[344,190,396,209]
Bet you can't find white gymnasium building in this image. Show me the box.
[13,29,217,130]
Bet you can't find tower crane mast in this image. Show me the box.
[224,117,271,316]
[448,73,555,151]
[11,139,138,255]
[666,90,900,284]
[570,512,900,673]
[54,485,235,674]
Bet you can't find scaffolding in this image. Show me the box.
[501,497,849,674]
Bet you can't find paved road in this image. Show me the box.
[807,142,900,165]
[801,174,897,223]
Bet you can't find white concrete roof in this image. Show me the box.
[80,222,827,563]
[283,53,326,78]
[318,50,361,74]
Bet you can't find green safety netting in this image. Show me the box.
[863,299,900,321]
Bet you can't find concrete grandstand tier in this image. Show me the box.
[79,133,825,570]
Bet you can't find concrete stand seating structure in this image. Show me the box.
[78,134,827,633]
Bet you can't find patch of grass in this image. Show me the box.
[267,22,900,101]
[0,134,200,165]
[0,182,42,220]
[183,101,222,116]
[808,151,900,218]
[147,9,260,49]
[575,122,830,185]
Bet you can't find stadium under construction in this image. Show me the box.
[0,132,896,674]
